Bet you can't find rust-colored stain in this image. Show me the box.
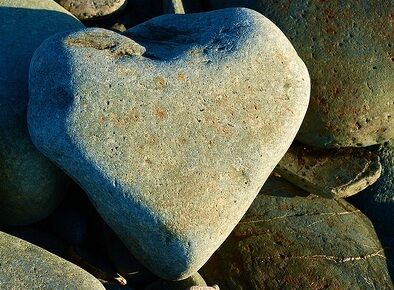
[106,108,140,127]
[128,108,140,122]
[99,115,106,123]
[146,134,158,145]
[154,106,168,119]
[176,72,188,81]
[178,137,188,145]
[154,76,167,89]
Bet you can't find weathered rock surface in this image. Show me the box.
[28,8,310,280]
[55,0,128,20]
[0,231,105,290]
[0,0,83,225]
[209,0,394,148]
[201,177,393,289]
[275,143,382,198]
[348,140,394,237]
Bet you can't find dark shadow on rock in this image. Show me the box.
[82,0,163,31]
[259,176,309,198]
[0,6,83,225]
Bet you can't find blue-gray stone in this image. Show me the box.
[0,231,105,290]
[28,8,309,280]
[0,0,84,225]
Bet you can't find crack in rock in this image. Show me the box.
[240,210,361,224]
[256,249,386,263]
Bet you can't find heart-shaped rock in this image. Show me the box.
[28,8,310,279]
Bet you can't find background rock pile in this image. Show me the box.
[0,0,393,289]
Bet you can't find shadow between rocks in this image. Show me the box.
[0,6,84,225]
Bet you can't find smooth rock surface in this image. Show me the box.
[0,0,83,225]
[56,0,128,20]
[348,140,394,237]
[275,143,382,198]
[0,231,105,290]
[201,177,393,289]
[209,0,394,148]
[28,8,310,280]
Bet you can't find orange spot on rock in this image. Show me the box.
[155,106,168,119]
[176,72,188,81]
[154,76,167,89]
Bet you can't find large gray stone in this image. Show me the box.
[348,140,394,237]
[0,231,105,290]
[201,177,393,289]
[208,0,394,148]
[0,0,84,225]
[28,8,310,280]
[275,144,382,199]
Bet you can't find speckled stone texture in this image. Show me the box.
[348,140,394,237]
[201,177,393,289]
[209,0,394,148]
[55,0,128,20]
[0,231,105,290]
[28,8,310,280]
[0,0,83,225]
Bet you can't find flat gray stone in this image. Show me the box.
[275,144,382,199]
[28,8,310,280]
[348,140,394,237]
[209,0,394,148]
[201,177,393,289]
[0,0,84,225]
[0,231,105,290]
[56,0,128,20]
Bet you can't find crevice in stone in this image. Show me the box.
[256,249,386,263]
[240,210,361,225]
